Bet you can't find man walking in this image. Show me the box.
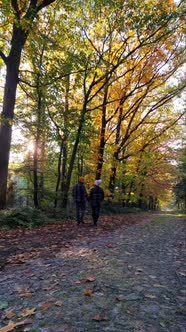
[73,177,88,225]
[89,179,104,226]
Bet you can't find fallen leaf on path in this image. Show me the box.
[145,294,157,299]
[153,284,166,288]
[43,281,59,290]
[80,276,96,283]
[20,308,36,317]
[0,320,32,332]
[3,309,15,320]
[125,251,132,255]
[59,273,66,278]
[178,272,186,277]
[41,303,51,311]
[107,244,115,248]
[23,273,35,278]
[84,288,93,296]
[92,314,109,321]
[116,295,125,301]
[54,300,63,307]
[16,287,29,294]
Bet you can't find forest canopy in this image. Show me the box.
[0,0,185,211]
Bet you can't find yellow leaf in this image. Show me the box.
[22,293,33,298]
[8,119,13,126]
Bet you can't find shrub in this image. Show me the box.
[0,207,50,229]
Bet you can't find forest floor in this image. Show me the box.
[0,212,185,332]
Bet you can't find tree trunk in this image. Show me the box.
[108,106,123,192]
[54,141,63,208]
[33,139,39,208]
[61,142,68,208]
[0,25,28,208]
[62,110,86,207]
[95,85,108,180]
[0,55,23,208]
[0,1,56,209]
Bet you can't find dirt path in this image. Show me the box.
[0,213,185,332]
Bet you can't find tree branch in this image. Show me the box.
[11,0,21,18]
[37,0,56,12]
[0,50,7,64]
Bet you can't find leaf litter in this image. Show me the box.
[0,213,185,331]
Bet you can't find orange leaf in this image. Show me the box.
[0,322,17,332]
[84,288,93,296]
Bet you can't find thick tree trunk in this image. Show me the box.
[0,60,20,209]
[0,23,28,208]
[0,1,56,209]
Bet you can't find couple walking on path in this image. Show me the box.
[73,177,104,226]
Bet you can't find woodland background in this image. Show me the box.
[0,0,185,222]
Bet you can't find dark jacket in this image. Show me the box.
[89,185,104,207]
[73,182,88,205]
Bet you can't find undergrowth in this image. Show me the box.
[0,207,50,229]
[0,203,144,229]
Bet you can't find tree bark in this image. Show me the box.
[95,84,108,180]
[0,37,26,208]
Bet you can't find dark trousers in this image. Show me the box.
[91,205,100,225]
[76,202,86,224]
